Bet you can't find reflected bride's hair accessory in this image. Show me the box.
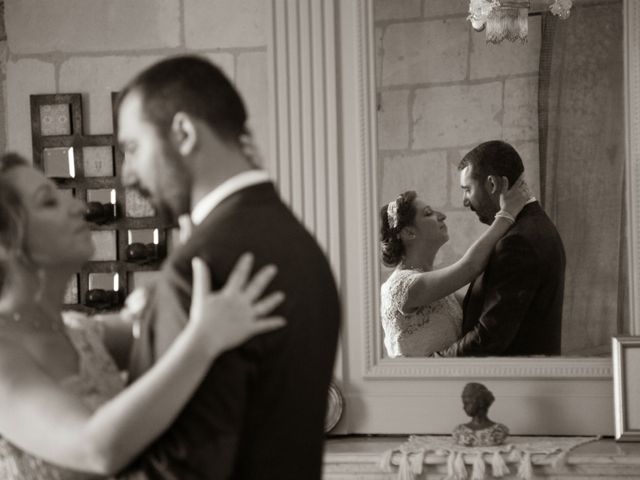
[387,201,399,229]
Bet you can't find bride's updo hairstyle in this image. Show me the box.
[380,190,417,267]
[0,153,29,294]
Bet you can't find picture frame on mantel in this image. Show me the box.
[613,336,640,441]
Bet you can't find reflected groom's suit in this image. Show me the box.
[123,180,340,479]
[440,202,565,356]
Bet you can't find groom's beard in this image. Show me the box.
[469,204,494,226]
[467,188,498,226]
[132,142,191,225]
[130,183,179,225]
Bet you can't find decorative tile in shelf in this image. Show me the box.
[90,230,117,261]
[31,92,174,312]
[125,188,155,217]
[39,104,71,136]
[43,147,74,178]
[83,146,115,177]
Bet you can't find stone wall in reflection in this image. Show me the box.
[375,0,542,270]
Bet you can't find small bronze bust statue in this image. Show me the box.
[452,382,509,446]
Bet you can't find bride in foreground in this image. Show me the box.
[0,152,285,478]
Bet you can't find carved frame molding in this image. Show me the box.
[267,0,342,282]
[351,0,637,380]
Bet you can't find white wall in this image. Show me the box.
[4,0,269,163]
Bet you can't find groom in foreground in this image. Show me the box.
[115,55,340,478]
[438,140,565,357]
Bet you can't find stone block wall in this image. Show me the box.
[376,0,542,267]
[4,0,268,161]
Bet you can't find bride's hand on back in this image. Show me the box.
[189,253,286,356]
[499,175,532,219]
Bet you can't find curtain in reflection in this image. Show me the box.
[538,2,627,355]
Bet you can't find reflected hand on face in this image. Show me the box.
[499,175,532,219]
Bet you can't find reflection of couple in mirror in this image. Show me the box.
[380,140,566,357]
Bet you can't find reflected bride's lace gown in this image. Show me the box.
[381,268,462,357]
[0,312,126,479]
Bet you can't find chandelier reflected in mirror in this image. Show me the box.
[468,0,573,43]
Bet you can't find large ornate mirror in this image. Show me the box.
[375,0,626,358]
[269,0,640,434]
[334,0,639,435]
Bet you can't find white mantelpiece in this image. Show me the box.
[324,437,640,479]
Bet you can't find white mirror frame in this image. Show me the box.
[269,0,640,435]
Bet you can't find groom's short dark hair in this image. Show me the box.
[116,55,248,146]
[459,140,524,188]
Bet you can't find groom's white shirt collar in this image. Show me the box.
[191,169,271,226]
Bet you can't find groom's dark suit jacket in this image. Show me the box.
[439,202,565,356]
[123,182,340,479]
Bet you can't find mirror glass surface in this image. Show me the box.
[375,0,626,357]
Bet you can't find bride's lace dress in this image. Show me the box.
[381,268,462,357]
[0,311,126,479]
